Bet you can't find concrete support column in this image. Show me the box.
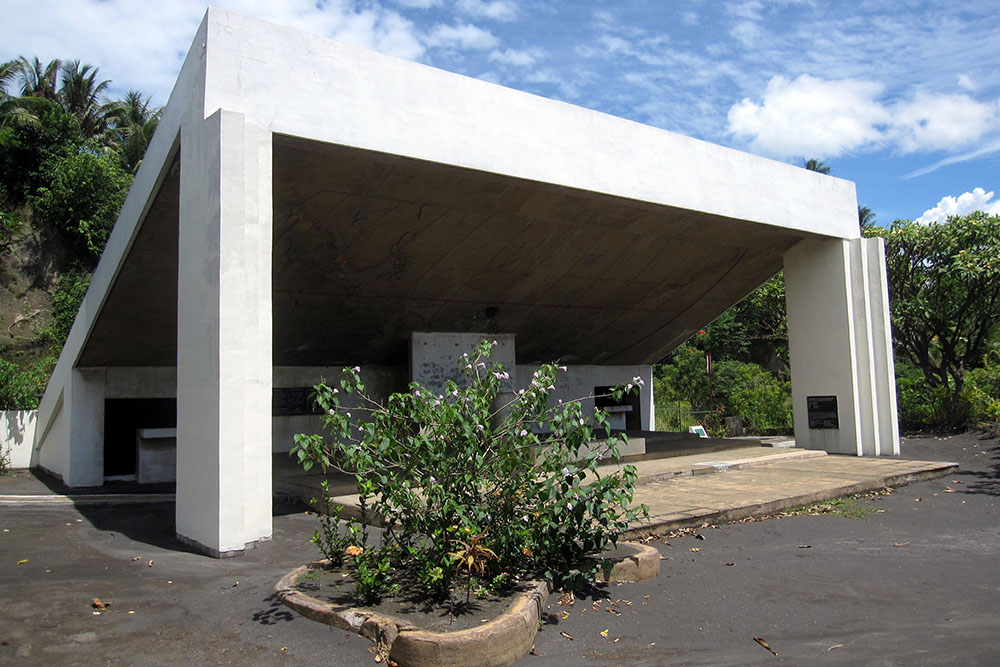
[784,237,899,456]
[176,110,273,556]
[66,368,105,487]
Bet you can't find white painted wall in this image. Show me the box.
[785,237,899,455]
[515,364,654,431]
[2,411,36,469]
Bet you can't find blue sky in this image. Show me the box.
[3,0,998,224]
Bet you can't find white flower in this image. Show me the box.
[558,399,563,404]
[328,409,335,415]
[466,364,473,370]
[332,388,339,395]
[433,400,440,406]
[520,429,528,437]
[452,389,459,397]
[562,467,570,477]
[476,424,485,431]
[352,366,360,372]
[345,412,351,418]
[558,365,567,371]
[428,476,436,484]
[522,515,529,522]
[566,502,574,511]
[579,418,585,425]
[492,340,498,346]
[414,390,421,397]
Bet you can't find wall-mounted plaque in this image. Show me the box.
[807,395,839,429]
[272,387,323,416]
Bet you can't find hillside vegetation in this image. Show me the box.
[0,56,159,407]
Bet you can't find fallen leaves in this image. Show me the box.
[827,644,843,651]
[797,545,811,549]
[689,547,702,553]
[16,559,27,565]
[560,631,573,641]
[557,591,575,606]
[893,542,910,547]
[600,629,609,637]
[753,636,777,656]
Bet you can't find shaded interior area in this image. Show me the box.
[79,134,815,371]
[103,398,177,477]
[271,135,812,367]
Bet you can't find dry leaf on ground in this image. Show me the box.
[753,636,778,656]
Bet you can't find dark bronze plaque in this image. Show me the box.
[272,387,322,416]
[807,395,839,429]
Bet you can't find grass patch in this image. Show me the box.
[785,488,892,519]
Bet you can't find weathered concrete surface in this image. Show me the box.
[625,450,955,537]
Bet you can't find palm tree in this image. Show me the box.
[103,90,162,173]
[803,158,831,174]
[0,60,17,101]
[858,206,875,230]
[14,56,61,101]
[58,60,112,138]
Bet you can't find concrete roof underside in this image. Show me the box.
[79,134,816,368]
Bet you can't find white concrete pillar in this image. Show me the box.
[65,368,105,486]
[784,237,899,456]
[176,109,273,556]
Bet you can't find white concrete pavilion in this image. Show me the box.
[29,9,898,557]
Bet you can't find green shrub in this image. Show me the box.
[0,357,49,409]
[30,143,131,258]
[727,364,792,432]
[291,340,647,603]
[966,363,1000,427]
[39,267,90,346]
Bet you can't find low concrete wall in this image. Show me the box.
[2,410,37,469]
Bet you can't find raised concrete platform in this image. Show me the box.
[623,451,957,538]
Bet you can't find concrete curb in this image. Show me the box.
[623,460,958,538]
[275,561,550,667]
[593,542,660,582]
[0,493,175,505]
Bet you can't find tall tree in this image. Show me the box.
[866,213,1000,425]
[13,56,61,101]
[58,60,111,138]
[104,89,161,173]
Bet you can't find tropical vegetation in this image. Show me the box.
[0,55,161,408]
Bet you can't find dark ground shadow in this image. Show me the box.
[953,443,1000,496]
[252,593,296,626]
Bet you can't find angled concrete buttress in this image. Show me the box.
[28,8,899,557]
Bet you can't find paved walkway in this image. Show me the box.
[0,446,956,537]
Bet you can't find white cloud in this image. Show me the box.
[455,0,518,22]
[488,47,546,67]
[393,0,443,8]
[424,22,498,49]
[889,90,998,153]
[727,73,1000,159]
[916,188,1000,223]
[680,11,700,26]
[727,74,889,158]
[0,0,429,104]
[957,73,977,91]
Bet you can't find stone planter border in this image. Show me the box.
[274,542,660,666]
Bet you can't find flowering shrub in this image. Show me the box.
[290,339,647,602]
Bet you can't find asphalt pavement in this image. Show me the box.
[0,432,997,666]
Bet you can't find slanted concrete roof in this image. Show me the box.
[74,8,859,369]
